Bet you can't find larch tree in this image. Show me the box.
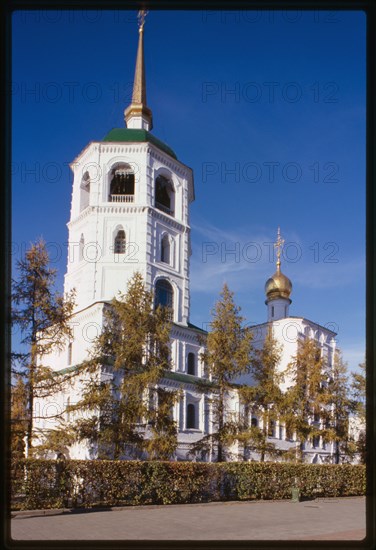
[67,272,179,460]
[350,361,366,463]
[282,337,326,461]
[11,239,75,456]
[351,361,366,422]
[238,325,283,461]
[144,386,181,461]
[10,375,28,460]
[191,284,254,462]
[321,350,353,463]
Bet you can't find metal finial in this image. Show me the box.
[138,10,148,31]
[274,227,285,271]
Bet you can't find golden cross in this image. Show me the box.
[274,227,284,268]
[138,10,148,30]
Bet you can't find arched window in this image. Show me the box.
[161,234,170,264]
[79,234,84,261]
[251,417,258,428]
[155,279,173,317]
[187,352,195,375]
[186,403,196,429]
[80,172,90,212]
[109,164,135,203]
[114,229,126,254]
[155,175,174,216]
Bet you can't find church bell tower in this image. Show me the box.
[64,11,194,331]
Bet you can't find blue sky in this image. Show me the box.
[12,9,366,372]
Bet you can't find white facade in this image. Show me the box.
[34,131,209,458]
[33,19,347,465]
[65,141,193,321]
[232,253,338,464]
[33,20,211,461]
[234,315,337,463]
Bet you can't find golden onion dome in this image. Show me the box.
[265,267,292,301]
[265,228,292,303]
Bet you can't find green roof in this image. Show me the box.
[102,128,177,160]
[53,364,214,388]
[187,322,208,335]
[53,364,80,376]
[164,370,214,387]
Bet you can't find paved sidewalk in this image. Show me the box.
[11,497,366,541]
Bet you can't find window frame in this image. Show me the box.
[155,175,175,216]
[108,163,135,202]
[114,229,126,254]
[161,234,171,264]
[186,403,197,430]
[155,279,174,318]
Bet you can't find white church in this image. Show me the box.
[34,13,339,464]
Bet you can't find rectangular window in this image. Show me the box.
[268,420,275,437]
[186,403,196,429]
[67,342,72,365]
[286,426,294,441]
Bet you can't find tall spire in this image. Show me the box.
[124,10,153,131]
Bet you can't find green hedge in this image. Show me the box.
[11,459,366,511]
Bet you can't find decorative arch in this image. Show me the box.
[155,174,175,216]
[161,233,171,264]
[80,171,90,212]
[108,162,135,203]
[56,448,70,459]
[155,278,174,319]
[79,234,85,262]
[114,227,126,254]
[304,325,311,338]
[312,453,322,464]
